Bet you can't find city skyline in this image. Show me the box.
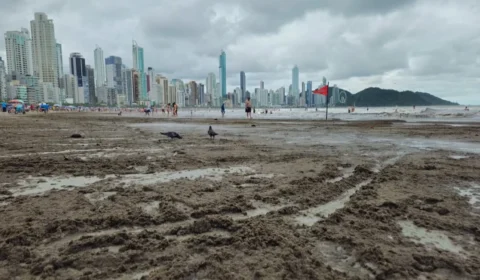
[0,1,479,104]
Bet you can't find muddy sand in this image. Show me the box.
[0,113,479,280]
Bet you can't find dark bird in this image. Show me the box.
[70,133,82,138]
[161,132,182,139]
[208,126,218,139]
[118,111,122,116]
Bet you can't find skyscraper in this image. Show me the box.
[306,81,312,106]
[30,13,58,84]
[260,80,264,90]
[240,71,246,102]
[69,53,87,103]
[94,46,106,88]
[86,65,96,104]
[219,50,226,99]
[132,40,147,102]
[0,57,6,100]
[105,56,123,95]
[206,72,216,104]
[198,83,205,105]
[291,65,299,98]
[4,28,34,76]
[147,67,154,102]
[188,81,198,106]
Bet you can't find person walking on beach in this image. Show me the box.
[173,102,178,116]
[221,102,226,118]
[166,103,171,117]
[245,97,252,119]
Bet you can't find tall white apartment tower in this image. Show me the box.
[30,12,58,84]
[30,13,58,85]
[4,28,34,76]
[94,46,106,87]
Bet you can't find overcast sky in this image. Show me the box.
[1,0,479,104]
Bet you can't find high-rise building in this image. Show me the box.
[64,74,77,104]
[147,67,154,101]
[198,83,205,105]
[292,65,299,98]
[0,57,6,100]
[306,81,312,106]
[132,70,140,103]
[94,46,106,88]
[86,65,96,104]
[260,80,264,89]
[206,72,216,103]
[69,53,87,104]
[132,40,147,102]
[105,56,123,95]
[4,28,34,76]
[240,71,246,102]
[218,50,226,99]
[122,68,134,105]
[55,43,63,82]
[154,75,168,105]
[188,81,198,106]
[30,13,58,84]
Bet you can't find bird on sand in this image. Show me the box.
[208,126,218,139]
[161,132,182,139]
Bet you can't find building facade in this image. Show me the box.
[219,50,226,99]
[0,57,6,100]
[291,65,299,102]
[132,40,147,102]
[105,56,123,94]
[4,28,34,76]
[240,71,246,102]
[30,12,58,84]
[86,65,96,104]
[94,46,106,88]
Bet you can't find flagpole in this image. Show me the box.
[325,82,329,121]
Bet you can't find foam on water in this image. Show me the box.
[295,179,372,226]
[449,155,470,160]
[398,220,463,254]
[455,183,480,210]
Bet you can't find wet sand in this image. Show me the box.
[0,112,479,279]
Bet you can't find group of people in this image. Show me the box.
[142,103,179,117]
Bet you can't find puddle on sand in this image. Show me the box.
[84,192,117,203]
[13,175,115,196]
[313,241,377,279]
[295,179,372,226]
[449,155,469,160]
[398,220,463,254]
[455,183,480,210]
[118,166,255,186]
[225,200,295,221]
[12,166,256,197]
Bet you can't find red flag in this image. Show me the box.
[313,85,328,96]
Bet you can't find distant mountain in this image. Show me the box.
[333,87,457,107]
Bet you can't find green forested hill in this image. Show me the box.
[336,87,457,106]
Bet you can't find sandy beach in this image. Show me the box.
[0,112,479,279]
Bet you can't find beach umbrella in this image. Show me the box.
[8,99,24,104]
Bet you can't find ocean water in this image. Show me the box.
[144,105,480,122]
